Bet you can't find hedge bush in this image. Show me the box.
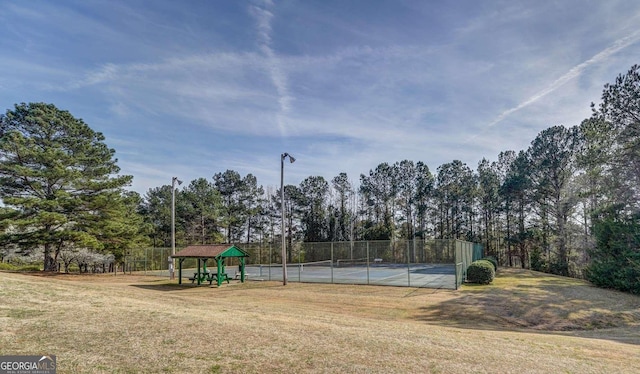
[481,256,498,272]
[18,265,42,271]
[466,260,495,284]
[0,263,41,271]
[0,263,15,271]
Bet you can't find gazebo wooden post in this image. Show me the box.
[197,258,202,285]
[178,258,185,284]
[216,257,222,287]
[240,257,245,282]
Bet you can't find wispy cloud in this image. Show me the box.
[249,0,292,136]
[68,63,120,89]
[3,1,640,194]
[466,28,640,142]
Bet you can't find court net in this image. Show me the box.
[246,260,332,271]
[335,258,369,267]
[246,258,375,270]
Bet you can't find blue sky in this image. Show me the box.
[2,0,639,194]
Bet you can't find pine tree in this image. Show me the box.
[0,103,132,271]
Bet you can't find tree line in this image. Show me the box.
[1,65,639,292]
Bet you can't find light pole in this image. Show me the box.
[170,176,182,280]
[281,152,295,285]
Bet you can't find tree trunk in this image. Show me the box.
[506,199,512,267]
[43,243,56,272]
[201,214,205,245]
[518,197,526,269]
[246,218,252,243]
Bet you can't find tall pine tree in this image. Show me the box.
[0,103,132,271]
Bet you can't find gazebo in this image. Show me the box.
[171,245,249,286]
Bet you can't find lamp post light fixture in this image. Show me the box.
[170,176,182,280]
[281,152,295,285]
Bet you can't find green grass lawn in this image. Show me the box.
[1,268,639,373]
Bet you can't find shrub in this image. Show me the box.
[18,265,42,272]
[0,263,41,272]
[586,210,640,294]
[466,260,495,285]
[482,256,498,272]
[0,263,17,271]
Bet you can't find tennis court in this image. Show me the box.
[128,239,482,290]
[244,260,457,289]
[238,239,482,289]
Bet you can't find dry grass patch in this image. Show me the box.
[419,268,640,331]
[1,269,640,373]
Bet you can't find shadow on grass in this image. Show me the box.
[130,283,210,292]
[130,280,285,293]
[414,268,640,345]
[23,271,93,277]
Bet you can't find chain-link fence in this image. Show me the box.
[123,247,203,276]
[126,240,483,289]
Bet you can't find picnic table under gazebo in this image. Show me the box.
[171,245,249,286]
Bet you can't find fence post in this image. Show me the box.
[331,242,334,283]
[366,241,370,285]
[298,247,302,281]
[268,242,271,280]
[407,239,411,287]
